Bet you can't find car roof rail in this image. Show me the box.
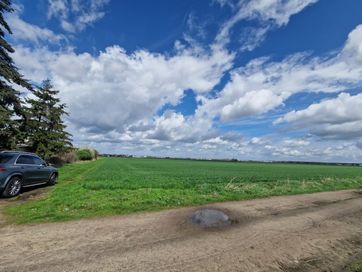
[0,150,36,155]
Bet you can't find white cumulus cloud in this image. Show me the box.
[275,93,362,140]
[13,44,233,135]
[199,24,362,123]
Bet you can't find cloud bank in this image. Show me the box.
[8,0,362,161]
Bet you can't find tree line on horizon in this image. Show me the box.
[0,0,72,159]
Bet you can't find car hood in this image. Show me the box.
[48,166,58,172]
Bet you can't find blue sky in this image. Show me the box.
[7,0,362,162]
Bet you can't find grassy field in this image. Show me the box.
[4,157,362,224]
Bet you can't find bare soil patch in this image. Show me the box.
[0,189,361,272]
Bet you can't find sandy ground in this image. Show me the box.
[0,189,361,272]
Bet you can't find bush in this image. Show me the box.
[87,148,98,160]
[47,156,64,167]
[46,148,98,165]
[60,150,78,163]
[76,149,93,161]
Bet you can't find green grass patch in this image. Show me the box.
[4,157,362,224]
[346,258,362,272]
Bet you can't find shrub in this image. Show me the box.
[87,148,98,160]
[76,149,93,161]
[48,156,64,167]
[60,150,78,163]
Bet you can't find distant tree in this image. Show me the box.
[0,0,32,150]
[26,79,72,159]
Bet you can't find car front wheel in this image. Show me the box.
[2,177,22,198]
[47,173,58,186]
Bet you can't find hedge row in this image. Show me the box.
[48,148,98,167]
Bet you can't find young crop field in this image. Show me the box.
[4,157,362,224]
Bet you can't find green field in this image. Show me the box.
[5,157,362,224]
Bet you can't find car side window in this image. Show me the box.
[0,154,15,163]
[16,155,37,165]
[32,157,43,165]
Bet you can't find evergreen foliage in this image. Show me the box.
[0,0,32,149]
[26,80,72,159]
[0,1,74,156]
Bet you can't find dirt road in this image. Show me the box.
[0,189,361,272]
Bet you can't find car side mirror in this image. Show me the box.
[42,162,48,167]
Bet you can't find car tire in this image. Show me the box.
[47,173,58,186]
[2,176,22,198]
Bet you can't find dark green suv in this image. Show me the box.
[0,151,58,197]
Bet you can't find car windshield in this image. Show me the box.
[0,153,16,163]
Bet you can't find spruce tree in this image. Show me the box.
[0,0,32,149]
[27,80,72,159]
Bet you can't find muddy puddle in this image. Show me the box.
[191,208,232,228]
